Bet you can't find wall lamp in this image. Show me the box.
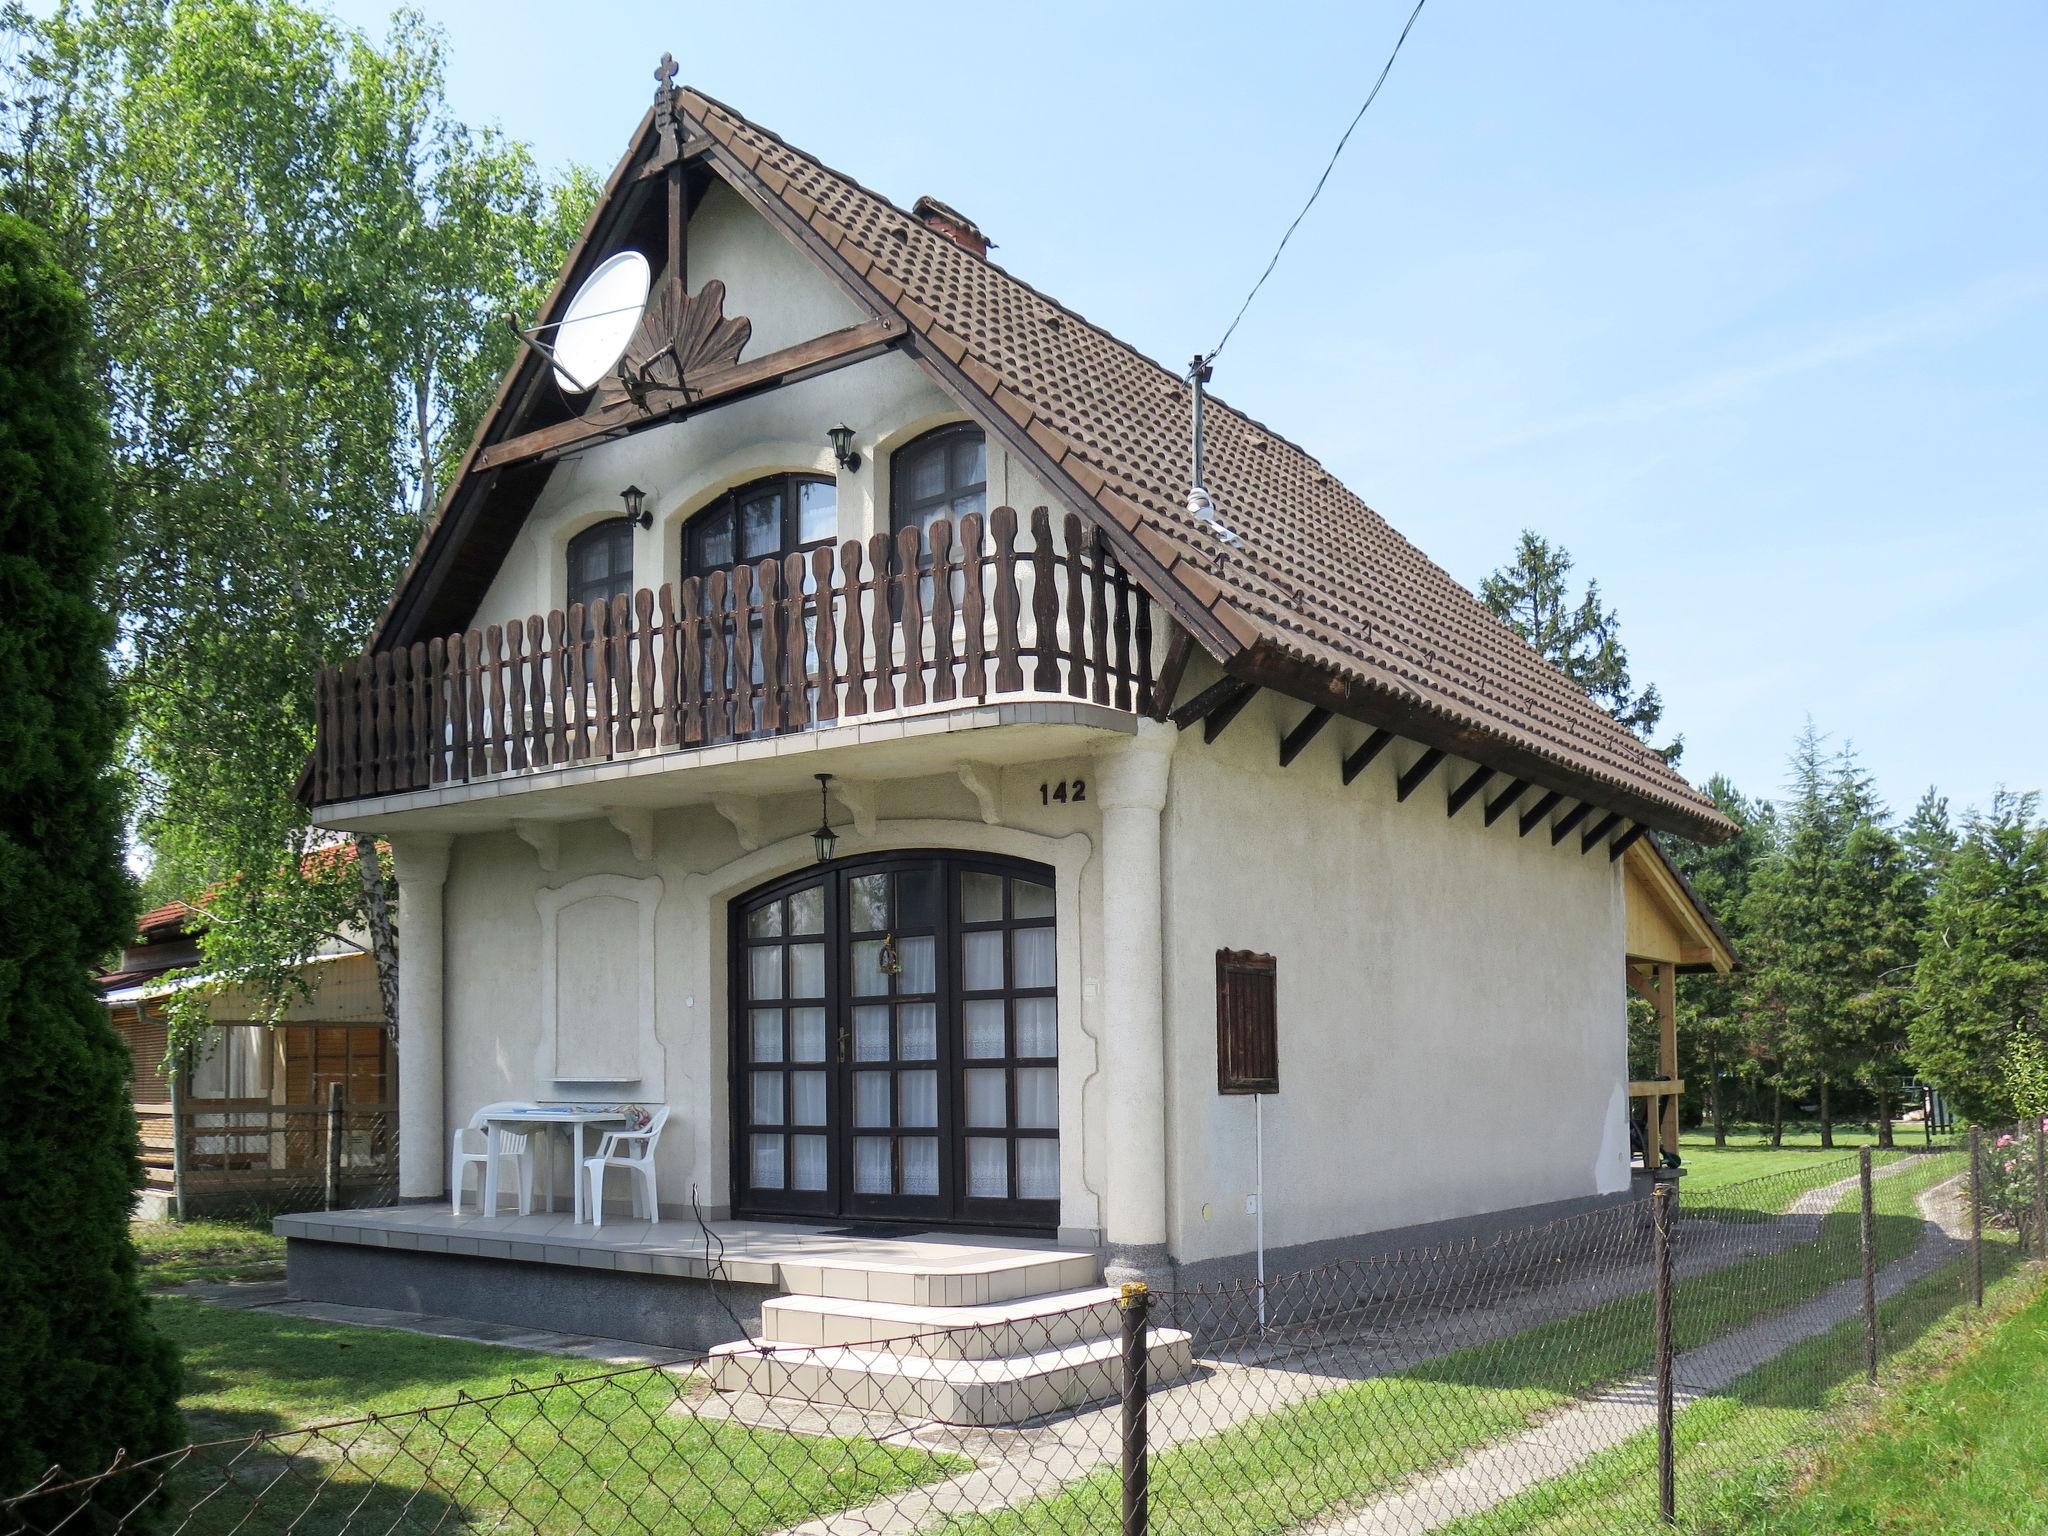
[826,424,862,473]
[619,484,652,530]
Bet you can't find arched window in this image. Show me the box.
[682,473,837,578]
[566,518,634,616]
[890,424,986,544]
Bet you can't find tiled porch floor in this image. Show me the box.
[277,1206,1097,1305]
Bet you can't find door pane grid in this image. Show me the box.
[956,872,1058,1208]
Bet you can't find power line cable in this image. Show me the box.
[1195,0,1429,375]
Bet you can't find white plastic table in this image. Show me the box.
[480,1105,627,1223]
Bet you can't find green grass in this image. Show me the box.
[942,1152,1969,1536]
[131,1217,287,1285]
[68,1301,963,1536]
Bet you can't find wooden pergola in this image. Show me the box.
[1623,837,1736,1171]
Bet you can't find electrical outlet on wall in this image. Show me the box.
[1244,1193,1259,1215]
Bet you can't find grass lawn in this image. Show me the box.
[942,1153,1968,1535]
[96,1301,964,1536]
[131,1217,287,1286]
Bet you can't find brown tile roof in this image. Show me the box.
[682,88,1731,843]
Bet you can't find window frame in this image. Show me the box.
[565,517,635,617]
[1216,949,1279,1095]
[888,423,988,546]
[680,472,838,581]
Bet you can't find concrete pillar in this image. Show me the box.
[393,833,452,1200]
[1093,719,1176,1284]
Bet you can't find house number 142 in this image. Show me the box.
[1039,779,1086,805]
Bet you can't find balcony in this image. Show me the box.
[309,507,1156,810]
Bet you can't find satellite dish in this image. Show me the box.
[549,251,651,393]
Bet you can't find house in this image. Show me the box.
[105,901,396,1219]
[281,65,1734,1380]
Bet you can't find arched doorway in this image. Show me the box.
[731,851,1058,1230]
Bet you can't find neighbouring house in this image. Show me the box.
[104,901,396,1219]
[280,67,1735,1392]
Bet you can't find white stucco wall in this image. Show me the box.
[1157,687,1633,1269]
[463,186,1058,643]
[436,757,1113,1230]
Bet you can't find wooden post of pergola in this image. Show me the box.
[1622,839,1736,1174]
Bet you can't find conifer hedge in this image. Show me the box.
[0,213,182,1495]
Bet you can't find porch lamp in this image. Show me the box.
[619,484,652,530]
[826,424,862,473]
[812,773,838,864]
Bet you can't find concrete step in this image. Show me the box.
[774,1248,1098,1307]
[759,1286,1122,1359]
[707,1328,1195,1426]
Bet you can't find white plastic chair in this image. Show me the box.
[451,1102,548,1217]
[583,1107,670,1227]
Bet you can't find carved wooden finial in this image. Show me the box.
[654,51,678,97]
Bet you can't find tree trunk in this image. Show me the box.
[415,360,435,526]
[1819,1077,1834,1149]
[1771,1082,1784,1147]
[1878,1090,1895,1148]
[355,832,400,1039]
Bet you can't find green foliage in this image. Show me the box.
[1,0,594,1050]
[1480,529,1679,761]
[1909,790,2048,1123]
[0,211,182,1491]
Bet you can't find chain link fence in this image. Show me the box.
[25,1134,2043,1535]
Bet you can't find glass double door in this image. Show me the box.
[733,852,1059,1229]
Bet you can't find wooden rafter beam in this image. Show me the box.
[1608,822,1650,862]
[1170,676,1252,732]
[1446,765,1496,819]
[1341,728,1395,786]
[1396,747,1446,803]
[1550,801,1594,846]
[1519,789,1564,838]
[1149,627,1194,722]
[1483,778,1530,827]
[1203,683,1258,744]
[1278,707,1331,768]
[472,319,901,473]
[1581,810,1624,854]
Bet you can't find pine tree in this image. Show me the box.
[1910,791,2048,1123]
[1480,530,1681,762]
[0,214,182,1491]
[1902,786,1957,894]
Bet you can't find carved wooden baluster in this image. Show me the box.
[390,649,413,790]
[1029,508,1060,692]
[465,629,488,778]
[1134,586,1153,716]
[314,667,334,801]
[411,642,432,785]
[523,619,548,768]
[812,545,839,725]
[655,586,678,749]
[868,531,897,713]
[636,588,660,752]
[428,637,450,785]
[590,601,615,759]
[444,635,469,782]
[1062,512,1089,698]
[1111,560,1133,712]
[705,570,730,742]
[959,512,987,700]
[897,525,927,709]
[564,604,587,761]
[990,506,1024,694]
[548,610,571,763]
[608,593,632,757]
[1090,530,1112,706]
[504,623,528,772]
[730,564,757,737]
[368,651,388,793]
[481,625,505,775]
[929,519,957,703]
[758,558,784,734]
[680,578,704,745]
[330,661,350,799]
[783,550,810,730]
[840,540,868,717]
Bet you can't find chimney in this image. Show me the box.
[912,196,992,259]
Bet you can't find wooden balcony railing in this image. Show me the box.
[312,506,1155,805]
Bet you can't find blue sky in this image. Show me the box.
[332,0,2045,819]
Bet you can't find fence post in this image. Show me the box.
[1653,1179,1675,1525]
[1119,1281,1150,1536]
[325,1081,344,1212]
[169,1052,189,1223]
[1969,1126,1984,1308]
[1858,1146,1878,1383]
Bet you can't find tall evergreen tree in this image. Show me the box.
[1902,786,1958,894]
[1910,791,2048,1123]
[0,213,182,1492]
[1481,530,1680,761]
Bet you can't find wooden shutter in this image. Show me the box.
[1216,949,1278,1094]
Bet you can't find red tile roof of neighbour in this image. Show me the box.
[678,90,1731,844]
